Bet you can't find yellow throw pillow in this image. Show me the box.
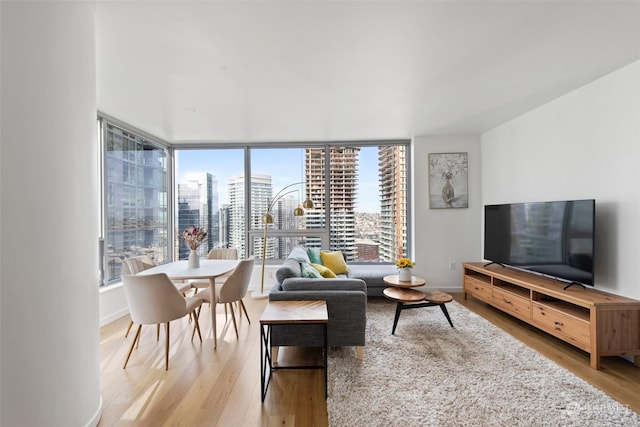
[320,250,348,275]
[311,263,337,278]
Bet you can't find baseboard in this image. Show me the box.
[101,308,129,327]
[84,395,103,427]
[433,286,463,294]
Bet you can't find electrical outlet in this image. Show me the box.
[448,261,455,270]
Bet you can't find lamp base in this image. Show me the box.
[251,291,269,300]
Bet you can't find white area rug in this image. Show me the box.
[327,299,639,426]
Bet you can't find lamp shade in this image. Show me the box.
[303,197,314,209]
[293,207,304,216]
[262,213,274,224]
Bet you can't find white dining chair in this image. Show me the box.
[193,258,254,340]
[122,255,193,340]
[122,272,204,370]
[190,248,239,293]
[121,256,156,338]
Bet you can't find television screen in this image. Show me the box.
[484,199,595,286]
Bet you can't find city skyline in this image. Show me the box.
[176,147,381,213]
[174,145,407,263]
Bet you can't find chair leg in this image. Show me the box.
[157,324,160,341]
[229,303,239,339]
[191,305,205,341]
[135,325,142,348]
[239,299,251,323]
[164,322,170,371]
[125,320,134,337]
[123,325,142,369]
[191,308,202,342]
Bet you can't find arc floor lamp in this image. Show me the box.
[252,181,314,299]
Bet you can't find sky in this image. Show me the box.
[176,147,380,213]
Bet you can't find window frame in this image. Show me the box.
[176,141,412,265]
[98,113,174,286]
[99,124,411,286]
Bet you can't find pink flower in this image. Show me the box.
[182,226,207,250]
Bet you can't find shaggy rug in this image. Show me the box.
[327,299,639,427]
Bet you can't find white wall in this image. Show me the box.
[481,60,640,299]
[1,2,103,426]
[412,136,482,291]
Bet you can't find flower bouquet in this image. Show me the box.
[396,257,415,281]
[395,257,415,269]
[183,226,207,268]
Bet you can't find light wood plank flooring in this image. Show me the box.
[98,293,640,426]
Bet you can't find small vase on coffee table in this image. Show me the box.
[398,268,412,282]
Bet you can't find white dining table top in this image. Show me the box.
[138,259,239,280]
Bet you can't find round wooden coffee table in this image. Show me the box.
[382,276,454,334]
[383,275,426,288]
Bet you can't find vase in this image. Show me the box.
[442,178,455,205]
[398,268,412,282]
[188,249,200,269]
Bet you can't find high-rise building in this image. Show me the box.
[305,146,360,261]
[378,145,407,262]
[104,126,168,280]
[273,195,302,258]
[218,204,231,248]
[177,172,217,259]
[228,173,273,259]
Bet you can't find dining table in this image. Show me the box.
[137,259,240,349]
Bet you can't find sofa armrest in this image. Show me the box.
[268,289,367,347]
[281,277,366,292]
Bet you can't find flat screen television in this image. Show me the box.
[484,199,595,288]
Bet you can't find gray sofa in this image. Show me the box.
[267,246,397,359]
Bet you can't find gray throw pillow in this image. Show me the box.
[287,245,311,264]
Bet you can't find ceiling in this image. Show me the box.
[95,1,640,144]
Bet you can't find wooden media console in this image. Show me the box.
[463,262,640,369]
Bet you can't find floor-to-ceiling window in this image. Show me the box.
[176,142,410,264]
[99,126,410,286]
[174,148,245,258]
[99,118,169,285]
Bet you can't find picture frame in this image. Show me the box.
[428,152,468,209]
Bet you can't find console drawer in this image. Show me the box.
[532,302,591,348]
[493,287,531,321]
[464,276,492,303]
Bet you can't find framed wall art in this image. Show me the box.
[428,152,468,209]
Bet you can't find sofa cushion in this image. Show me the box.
[320,250,348,274]
[275,258,302,284]
[307,247,322,265]
[281,277,366,292]
[348,264,398,287]
[301,262,323,278]
[288,245,311,263]
[311,263,337,278]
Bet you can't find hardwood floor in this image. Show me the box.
[98,294,328,427]
[98,292,640,426]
